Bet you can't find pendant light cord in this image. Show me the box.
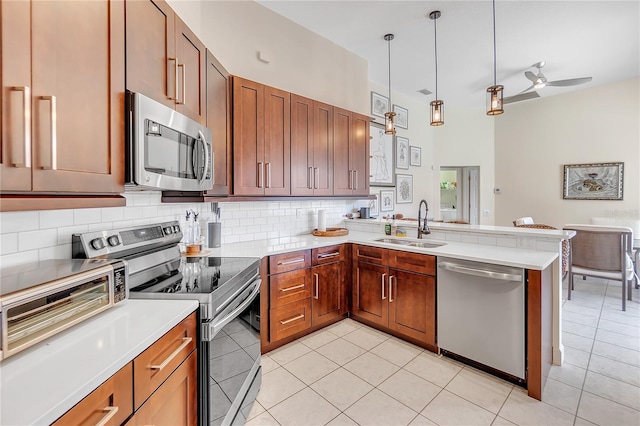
[434,16,438,100]
[492,0,497,86]
[387,38,392,105]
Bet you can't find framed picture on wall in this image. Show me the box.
[396,174,413,204]
[396,136,409,169]
[371,92,389,119]
[380,190,394,212]
[410,146,421,167]
[369,193,380,217]
[393,104,408,129]
[369,123,395,186]
[563,162,624,200]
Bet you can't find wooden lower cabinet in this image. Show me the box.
[270,298,312,342]
[311,260,345,327]
[388,268,435,345]
[352,260,388,327]
[128,352,198,426]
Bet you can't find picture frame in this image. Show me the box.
[563,162,624,200]
[380,190,395,212]
[369,123,395,186]
[396,136,409,170]
[393,104,408,129]
[371,92,389,119]
[396,174,413,204]
[369,193,380,217]
[410,146,421,167]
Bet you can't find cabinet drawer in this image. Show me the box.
[388,250,435,275]
[269,250,311,274]
[53,363,133,426]
[312,244,345,265]
[270,268,312,308]
[353,244,388,265]
[270,299,312,342]
[133,312,197,410]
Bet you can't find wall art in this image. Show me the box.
[396,136,409,170]
[369,193,380,217]
[410,146,421,167]
[371,92,389,119]
[396,174,413,204]
[393,104,408,129]
[563,162,623,200]
[380,190,395,212]
[369,123,395,186]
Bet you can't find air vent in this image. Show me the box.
[418,88,433,96]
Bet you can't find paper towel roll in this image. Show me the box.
[318,209,327,232]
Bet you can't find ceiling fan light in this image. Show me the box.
[430,100,444,126]
[486,85,504,116]
[384,111,396,134]
[534,79,546,89]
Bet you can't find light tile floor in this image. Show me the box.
[247,276,640,425]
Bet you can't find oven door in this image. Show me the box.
[201,278,261,426]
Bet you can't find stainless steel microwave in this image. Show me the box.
[126,92,213,191]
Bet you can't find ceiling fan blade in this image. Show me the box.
[525,71,538,82]
[504,91,540,105]
[546,77,592,87]
[518,85,535,95]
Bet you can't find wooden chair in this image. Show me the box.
[516,223,569,277]
[563,224,635,311]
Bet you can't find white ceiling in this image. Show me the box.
[257,0,640,108]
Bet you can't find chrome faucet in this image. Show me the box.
[417,199,430,239]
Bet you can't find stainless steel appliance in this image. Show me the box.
[126,91,214,191]
[0,259,128,361]
[437,257,526,386]
[73,222,261,426]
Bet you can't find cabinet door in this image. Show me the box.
[263,86,290,196]
[204,50,231,196]
[312,101,334,196]
[270,268,312,308]
[352,261,388,327]
[270,298,312,342]
[312,261,344,327]
[174,16,206,125]
[29,0,124,193]
[53,363,133,426]
[290,94,314,196]
[332,107,352,195]
[125,0,176,109]
[1,0,32,191]
[130,351,198,426]
[233,77,264,196]
[388,268,435,346]
[350,112,369,196]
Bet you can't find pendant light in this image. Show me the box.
[429,11,444,126]
[384,33,396,135]
[486,0,504,115]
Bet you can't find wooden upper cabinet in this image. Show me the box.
[291,95,333,196]
[204,50,231,197]
[232,76,290,196]
[126,0,205,124]
[333,107,369,196]
[1,0,124,196]
[350,112,370,196]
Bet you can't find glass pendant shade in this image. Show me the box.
[486,85,504,116]
[384,111,396,134]
[430,100,444,126]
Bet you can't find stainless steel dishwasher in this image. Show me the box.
[437,257,525,385]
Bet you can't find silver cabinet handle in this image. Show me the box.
[11,86,31,168]
[280,313,305,325]
[258,162,264,188]
[348,170,353,189]
[318,252,340,259]
[353,170,358,190]
[280,283,305,292]
[176,63,186,105]
[278,258,305,266]
[308,167,313,189]
[150,337,192,370]
[314,273,319,299]
[314,167,319,189]
[40,95,57,170]
[198,130,209,187]
[356,268,361,309]
[389,275,395,302]
[168,57,178,100]
[381,273,387,300]
[266,162,271,188]
[95,406,119,426]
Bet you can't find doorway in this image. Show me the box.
[439,166,480,224]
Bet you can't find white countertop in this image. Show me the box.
[0,299,199,426]
[207,230,558,270]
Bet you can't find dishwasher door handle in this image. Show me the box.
[438,262,522,282]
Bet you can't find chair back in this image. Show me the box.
[513,217,534,226]
[563,224,632,273]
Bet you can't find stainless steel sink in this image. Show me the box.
[374,238,446,248]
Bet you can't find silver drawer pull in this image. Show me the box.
[318,252,340,259]
[40,95,57,170]
[381,273,387,300]
[280,314,305,325]
[11,86,31,168]
[278,258,305,266]
[95,406,119,426]
[280,283,305,292]
[150,337,192,370]
[314,273,319,299]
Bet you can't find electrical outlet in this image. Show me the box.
[494,188,501,194]
[483,209,490,216]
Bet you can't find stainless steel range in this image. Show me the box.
[72,221,261,426]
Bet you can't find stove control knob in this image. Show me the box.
[173,225,180,233]
[90,238,106,250]
[107,235,121,247]
[164,226,173,235]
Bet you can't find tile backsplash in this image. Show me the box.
[0,192,357,269]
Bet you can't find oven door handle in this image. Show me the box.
[198,130,210,188]
[206,278,261,340]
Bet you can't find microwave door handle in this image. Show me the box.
[197,130,209,187]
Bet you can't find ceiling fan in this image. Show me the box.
[519,61,592,94]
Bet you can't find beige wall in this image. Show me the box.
[433,107,496,224]
[495,77,640,228]
[169,0,369,114]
